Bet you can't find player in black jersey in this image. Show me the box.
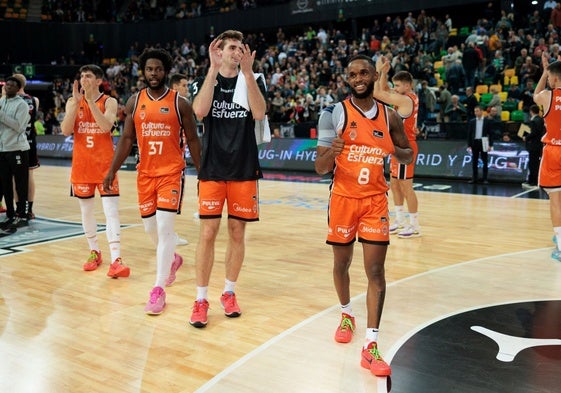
[13,74,40,220]
[189,29,267,328]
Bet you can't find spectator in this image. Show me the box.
[446,59,467,95]
[462,42,482,89]
[438,84,452,122]
[486,85,502,118]
[445,94,467,122]
[462,86,479,120]
[551,2,561,30]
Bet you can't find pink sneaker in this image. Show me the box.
[144,286,166,315]
[220,291,241,317]
[165,253,183,286]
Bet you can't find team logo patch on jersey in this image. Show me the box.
[160,107,170,114]
[372,130,384,138]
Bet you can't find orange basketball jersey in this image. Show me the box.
[542,88,561,147]
[332,99,395,198]
[399,91,419,141]
[70,94,115,184]
[132,88,185,177]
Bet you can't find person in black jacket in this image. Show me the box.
[467,105,494,184]
[522,104,545,188]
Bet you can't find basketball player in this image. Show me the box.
[60,64,130,278]
[102,48,201,315]
[315,55,413,377]
[12,73,40,220]
[188,30,266,328]
[533,52,561,262]
[373,55,421,238]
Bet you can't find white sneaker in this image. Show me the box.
[397,226,421,238]
[175,233,189,246]
[389,222,405,235]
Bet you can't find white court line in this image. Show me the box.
[195,246,554,392]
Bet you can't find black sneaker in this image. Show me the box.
[0,217,15,230]
[0,227,16,237]
[13,217,29,228]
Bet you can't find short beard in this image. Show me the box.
[350,81,374,99]
[149,78,166,90]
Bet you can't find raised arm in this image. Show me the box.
[533,51,551,110]
[192,39,221,120]
[240,43,266,120]
[373,55,413,116]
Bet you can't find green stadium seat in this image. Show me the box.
[510,110,525,122]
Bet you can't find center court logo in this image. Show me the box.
[390,300,561,392]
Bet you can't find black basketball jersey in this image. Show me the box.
[192,73,265,181]
[20,93,38,138]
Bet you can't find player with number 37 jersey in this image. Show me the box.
[132,88,185,177]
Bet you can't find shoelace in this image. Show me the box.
[88,251,98,262]
[339,316,355,332]
[193,300,208,312]
[223,293,236,306]
[368,345,382,360]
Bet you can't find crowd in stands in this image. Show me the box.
[37,1,561,141]
[40,0,265,23]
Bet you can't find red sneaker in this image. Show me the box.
[334,313,355,343]
[107,257,130,278]
[189,299,209,328]
[220,291,241,317]
[361,342,391,376]
[83,250,102,271]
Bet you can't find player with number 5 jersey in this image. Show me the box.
[61,64,130,278]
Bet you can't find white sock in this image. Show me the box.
[364,328,379,348]
[154,211,176,288]
[555,227,561,251]
[341,302,353,317]
[79,198,99,251]
[224,279,236,293]
[102,196,121,261]
[409,212,419,228]
[142,215,159,246]
[197,286,208,301]
[395,205,405,224]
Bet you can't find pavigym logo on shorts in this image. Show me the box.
[336,225,355,238]
[201,200,220,211]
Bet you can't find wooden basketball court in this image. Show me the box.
[0,165,558,392]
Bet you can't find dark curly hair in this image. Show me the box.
[138,48,173,74]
